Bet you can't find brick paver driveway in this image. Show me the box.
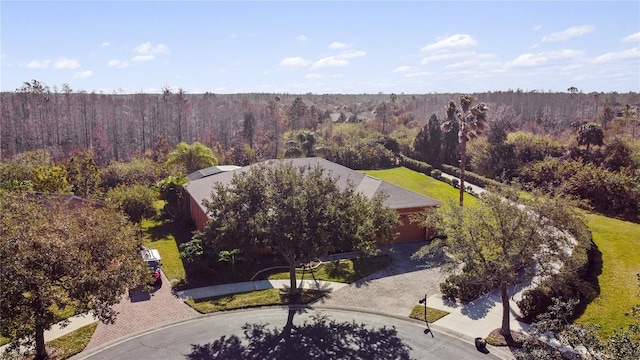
[86,271,198,349]
[316,241,448,317]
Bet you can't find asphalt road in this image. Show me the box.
[78,306,501,360]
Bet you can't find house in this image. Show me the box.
[183,158,441,243]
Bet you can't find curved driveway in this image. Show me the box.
[76,307,500,360]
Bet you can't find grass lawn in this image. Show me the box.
[185,289,327,314]
[409,305,450,323]
[46,322,98,360]
[141,201,188,285]
[258,256,391,283]
[362,167,480,207]
[575,213,640,338]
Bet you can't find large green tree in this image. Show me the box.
[576,122,604,154]
[441,95,488,206]
[202,162,398,296]
[166,142,218,174]
[0,191,148,360]
[416,187,590,338]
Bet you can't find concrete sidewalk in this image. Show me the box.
[427,289,531,340]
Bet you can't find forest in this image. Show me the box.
[1,79,639,222]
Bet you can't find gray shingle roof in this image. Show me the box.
[183,158,440,215]
[186,165,242,181]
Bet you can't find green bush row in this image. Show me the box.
[517,233,598,322]
[399,155,433,176]
[439,163,504,190]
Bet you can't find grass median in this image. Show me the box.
[185,289,327,314]
[409,305,450,323]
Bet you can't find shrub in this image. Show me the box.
[440,272,490,304]
[101,158,166,190]
[440,163,504,189]
[517,227,598,322]
[106,184,158,223]
[399,155,433,176]
[431,169,442,180]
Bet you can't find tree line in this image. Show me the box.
[2,79,638,164]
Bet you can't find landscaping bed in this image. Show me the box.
[254,255,392,283]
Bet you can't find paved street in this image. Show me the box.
[77,307,502,360]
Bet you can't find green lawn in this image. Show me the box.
[362,167,480,207]
[141,201,187,285]
[47,322,98,360]
[409,305,450,323]
[367,167,640,339]
[185,289,326,314]
[258,256,392,283]
[575,213,640,338]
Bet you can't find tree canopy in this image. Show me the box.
[416,186,590,338]
[201,161,398,296]
[166,142,218,174]
[0,191,148,359]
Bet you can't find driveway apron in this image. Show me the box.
[316,241,448,317]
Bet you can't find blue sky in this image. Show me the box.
[2,1,639,94]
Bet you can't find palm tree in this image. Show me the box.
[166,142,218,173]
[284,131,328,158]
[441,95,489,207]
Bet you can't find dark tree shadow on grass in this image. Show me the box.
[185,307,413,360]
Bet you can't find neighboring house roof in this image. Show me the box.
[186,165,242,181]
[184,158,440,218]
[28,192,105,209]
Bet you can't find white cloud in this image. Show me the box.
[305,73,323,79]
[542,25,595,42]
[230,33,237,39]
[131,55,155,62]
[336,50,366,59]
[133,42,169,55]
[622,32,640,43]
[393,66,415,73]
[102,42,110,47]
[296,35,308,41]
[73,70,93,79]
[421,34,477,52]
[107,59,129,68]
[329,42,349,50]
[591,47,640,64]
[532,25,542,31]
[54,57,81,69]
[312,56,348,69]
[421,51,474,65]
[404,72,431,78]
[506,49,583,67]
[27,59,51,68]
[279,57,311,68]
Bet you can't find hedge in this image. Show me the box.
[439,163,505,190]
[517,232,598,322]
[399,155,433,176]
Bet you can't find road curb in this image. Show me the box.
[72,304,515,360]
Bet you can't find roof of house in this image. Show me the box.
[186,165,242,181]
[184,158,440,217]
